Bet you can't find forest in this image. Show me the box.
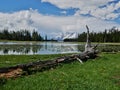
[78,27,120,42]
[65,27,120,42]
[0,27,120,42]
[0,29,43,41]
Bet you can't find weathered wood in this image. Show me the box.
[0,51,97,72]
[85,25,91,52]
[0,25,99,78]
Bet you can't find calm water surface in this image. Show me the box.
[0,42,120,55]
[0,42,83,55]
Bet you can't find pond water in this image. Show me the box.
[0,42,120,55]
[0,42,83,55]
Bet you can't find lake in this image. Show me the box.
[0,41,120,55]
[0,42,83,55]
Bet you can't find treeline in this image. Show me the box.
[78,27,120,42]
[0,29,43,41]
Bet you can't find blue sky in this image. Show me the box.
[0,0,120,38]
[0,0,76,16]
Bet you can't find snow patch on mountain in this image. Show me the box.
[54,32,78,41]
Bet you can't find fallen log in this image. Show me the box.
[0,51,98,78]
[0,25,99,78]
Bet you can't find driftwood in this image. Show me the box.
[0,25,99,78]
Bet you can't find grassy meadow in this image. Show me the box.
[0,53,120,90]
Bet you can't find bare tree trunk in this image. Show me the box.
[85,25,98,53]
[85,25,91,52]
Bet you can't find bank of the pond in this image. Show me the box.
[0,53,120,90]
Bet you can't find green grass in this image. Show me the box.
[0,54,67,68]
[0,53,120,90]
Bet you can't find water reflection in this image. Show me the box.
[0,45,41,55]
[0,42,120,55]
[0,42,82,55]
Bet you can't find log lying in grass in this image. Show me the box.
[0,51,98,78]
[0,25,99,78]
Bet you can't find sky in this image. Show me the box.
[0,0,120,38]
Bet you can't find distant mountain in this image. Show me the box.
[54,32,78,41]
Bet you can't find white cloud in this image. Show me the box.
[41,0,120,20]
[90,1,120,20]
[106,13,119,20]
[115,1,120,9]
[61,11,67,14]
[0,9,119,38]
[41,0,114,9]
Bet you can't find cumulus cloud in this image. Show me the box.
[41,0,120,20]
[0,10,36,32]
[41,0,114,9]
[90,1,120,20]
[0,9,119,38]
